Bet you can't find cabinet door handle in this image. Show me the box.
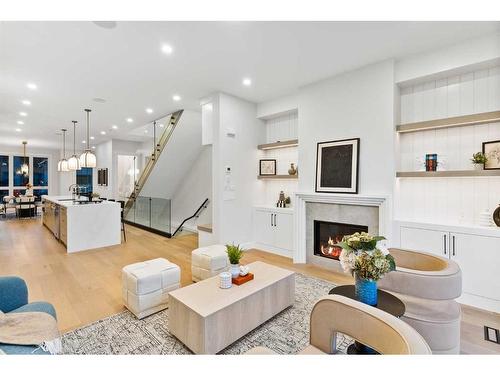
[271,213,273,227]
[452,235,456,256]
[274,214,277,227]
[443,234,447,255]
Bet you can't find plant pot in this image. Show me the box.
[354,274,378,306]
[230,264,240,279]
[473,163,484,171]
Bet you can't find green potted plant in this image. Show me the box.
[226,243,244,278]
[471,152,488,170]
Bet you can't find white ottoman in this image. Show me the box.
[191,244,229,282]
[122,258,180,319]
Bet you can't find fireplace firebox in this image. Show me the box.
[313,220,368,261]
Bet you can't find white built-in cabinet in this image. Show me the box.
[399,222,500,311]
[253,207,293,257]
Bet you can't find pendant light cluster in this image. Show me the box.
[59,108,97,172]
[20,141,29,175]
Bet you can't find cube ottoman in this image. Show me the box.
[191,244,229,282]
[122,258,180,319]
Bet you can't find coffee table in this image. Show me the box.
[168,261,295,354]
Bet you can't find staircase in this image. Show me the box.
[123,110,183,216]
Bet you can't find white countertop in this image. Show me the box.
[42,195,120,208]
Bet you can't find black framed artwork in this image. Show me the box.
[97,168,108,186]
[483,140,500,170]
[315,138,360,194]
[259,159,277,176]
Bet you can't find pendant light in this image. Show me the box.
[20,141,29,175]
[79,108,97,168]
[68,120,81,171]
[57,129,69,172]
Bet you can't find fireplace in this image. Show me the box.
[313,220,368,261]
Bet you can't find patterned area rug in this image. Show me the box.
[62,273,353,354]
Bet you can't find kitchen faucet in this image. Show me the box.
[68,184,82,200]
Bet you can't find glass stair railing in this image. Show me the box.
[123,109,183,236]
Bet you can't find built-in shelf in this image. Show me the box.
[396,170,500,178]
[396,111,500,133]
[197,223,212,233]
[257,139,298,150]
[258,174,298,180]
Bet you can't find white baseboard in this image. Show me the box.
[458,293,500,313]
[247,242,293,259]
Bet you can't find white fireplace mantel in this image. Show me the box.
[292,192,391,263]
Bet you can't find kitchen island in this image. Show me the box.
[42,195,121,253]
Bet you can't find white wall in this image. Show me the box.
[92,140,113,198]
[211,92,266,246]
[257,94,298,119]
[170,145,212,231]
[297,59,396,196]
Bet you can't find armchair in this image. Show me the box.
[0,276,57,354]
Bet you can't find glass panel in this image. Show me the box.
[0,189,9,201]
[151,198,171,233]
[13,189,26,197]
[33,189,48,202]
[133,196,151,227]
[117,155,137,201]
[0,155,8,187]
[33,157,48,186]
[76,167,93,193]
[13,156,29,186]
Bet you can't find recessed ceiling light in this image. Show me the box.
[159,124,164,128]
[92,97,106,103]
[242,78,252,86]
[26,83,37,90]
[17,120,24,125]
[15,128,22,132]
[93,21,117,29]
[100,131,106,135]
[19,112,27,117]
[112,125,118,129]
[144,130,148,133]
[82,140,86,144]
[126,118,133,123]
[172,95,181,101]
[21,100,31,106]
[90,136,95,140]
[91,146,96,149]
[146,108,153,114]
[161,44,173,55]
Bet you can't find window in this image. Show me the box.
[0,189,9,201]
[33,188,48,202]
[33,157,48,186]
[13,156,29,186]
[0,155,8,187]
[76,167,93,193]
[13,189,26,197]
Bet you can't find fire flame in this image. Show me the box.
[320,236,342,258]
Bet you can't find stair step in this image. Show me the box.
[197,223,212,233]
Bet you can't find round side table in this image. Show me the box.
[329,285,405,354]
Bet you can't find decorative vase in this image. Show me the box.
[230,264,240,279]
[354,274,378,306]
[493,205,500,227]
[288,163,297,175]
[473,163,484,171]
[219,272,232,289]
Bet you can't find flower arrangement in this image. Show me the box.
[471,152,488,165]
[338,232,395,281]
[226,243,244,265]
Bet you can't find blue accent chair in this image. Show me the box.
[0,276,57,355]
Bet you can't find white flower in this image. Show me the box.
[378,240,389,256]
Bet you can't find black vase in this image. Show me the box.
[493,205,500,227]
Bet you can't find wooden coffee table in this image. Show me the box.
[168,261,295,354]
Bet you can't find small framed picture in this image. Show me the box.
[483,140,500,170]
[316,138,360,194]
[259,159,277,176]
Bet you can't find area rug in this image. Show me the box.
[62,273,353,354]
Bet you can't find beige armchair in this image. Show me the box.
[378,248,462,354]
[246,294,431,355]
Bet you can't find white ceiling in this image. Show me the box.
[1,21,499,149]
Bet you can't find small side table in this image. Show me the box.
[329,285,405,354]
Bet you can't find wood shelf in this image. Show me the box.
[258,174,298,180]
[396,170,500,178]
[257,139,298,150]
[396,111,500,133]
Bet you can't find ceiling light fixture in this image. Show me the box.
[90,136,95,140]
[126,118,133,123]
[172,95,181,101]
[26,83,37,90]
[112,125,118,130]
[161,44,173,55]
[18,141,29,175]
[80,109,97,168]
[68,121,81,171]
[146,108,153,114]
[17,121,24,125]
[21,100,31,106]
[91,146,96,149]
[15,128,22,132]
[57,129,69,172]
[100,131,106,135]
[19,112,27,117]
[82,140,86,144]
[242,78,252,86]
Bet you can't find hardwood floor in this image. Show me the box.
[0,218,498,354]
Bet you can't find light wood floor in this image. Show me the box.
[0,218,498,354]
